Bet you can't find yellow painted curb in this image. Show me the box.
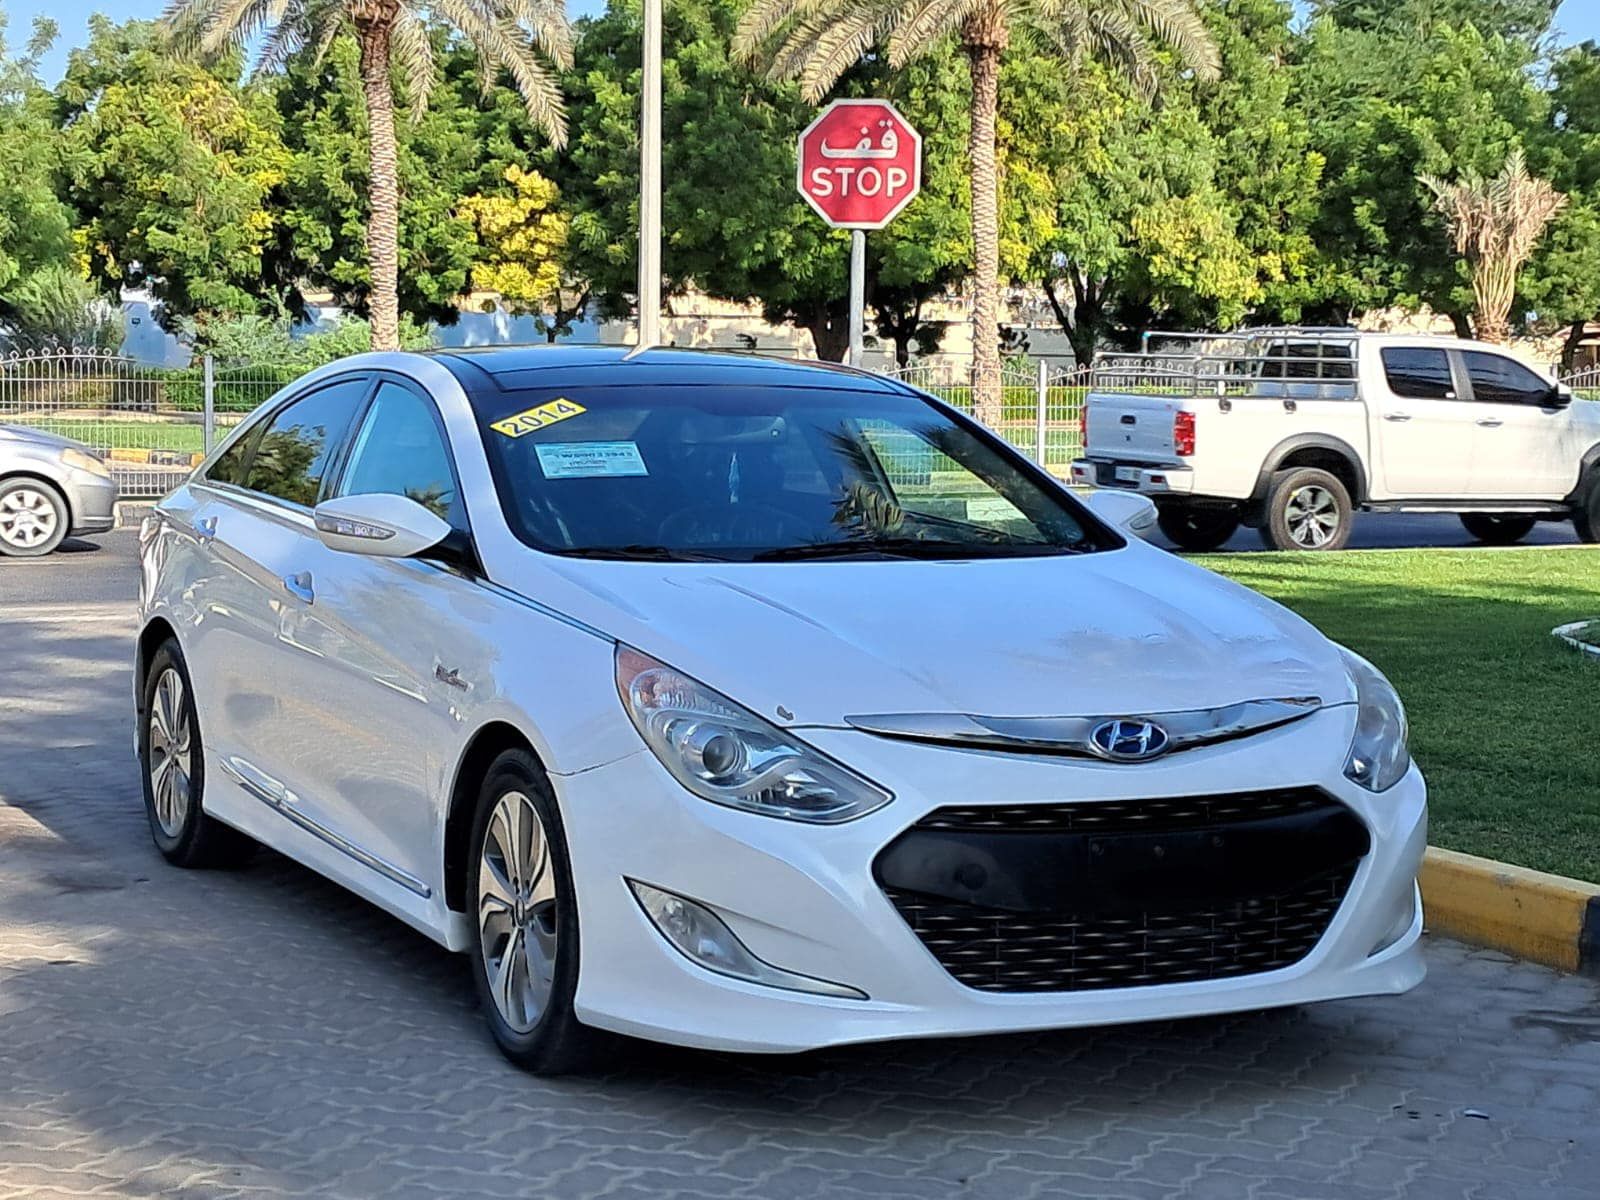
[1420,846,1600,974]
[107,447,150,463]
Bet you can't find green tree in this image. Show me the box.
[267,32,530,327]
[56,18,289,328]
[1292,17,1547,331]
[557,0,969,361]
[735,0,1218,421]
[164,0,572,351]
[1308,0,1558,43]
[0,13,82,343]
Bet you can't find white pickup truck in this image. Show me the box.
[1069,330,1600,551]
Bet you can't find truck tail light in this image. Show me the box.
[1079,406,1089,451]
[1174,411,1196,457]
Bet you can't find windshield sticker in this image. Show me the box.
[490,398,586,438]
[535,441,649,479]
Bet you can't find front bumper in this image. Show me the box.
[558,705,1426,1053]
[64,471,119,535]
[1071,459,1195,495]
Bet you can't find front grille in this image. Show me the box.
[915,790,1332,835]
[877,790,1363,994]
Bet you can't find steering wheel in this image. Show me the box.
[656,502,813,549]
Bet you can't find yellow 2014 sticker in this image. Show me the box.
[490,398,587,438]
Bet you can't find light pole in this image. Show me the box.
[638,0,662,348]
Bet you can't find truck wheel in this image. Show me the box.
[1260,468,1352,551]
[1156,504,1240,552]
[1460,514,1536,545]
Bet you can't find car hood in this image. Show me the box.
[500,541,1355,727]
[0,423,94,454]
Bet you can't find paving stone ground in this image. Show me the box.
[3,535,1599,1200]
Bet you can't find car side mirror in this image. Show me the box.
[1548,383,1573,409]
[1083,489,1159,540]
[313,493,451,558]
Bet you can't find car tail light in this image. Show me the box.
[1174,411,1196,457]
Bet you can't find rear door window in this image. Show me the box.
[1461,351,1553,406]
[1380,348,1454,400]
[244,377,370,507]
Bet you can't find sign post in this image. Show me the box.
[796,100,922,367]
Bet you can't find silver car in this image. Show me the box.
[0,424,120,556]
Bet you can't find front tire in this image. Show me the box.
[1460,513,1536,545]
[1156,504,1240,552]
[468,749,599,1074]
[138,640,253,868]
[1259,468,1353,551]
[0,478,69,557]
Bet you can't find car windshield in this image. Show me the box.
[472,383,1109,562]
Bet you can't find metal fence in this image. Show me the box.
[3,344,1593,501]
[878,359,1091,474]
[0,349,299,497]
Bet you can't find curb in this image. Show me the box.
[1420,846,1600,975]
[1553,620,1600,658]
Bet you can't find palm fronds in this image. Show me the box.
[1421,148,1567,342]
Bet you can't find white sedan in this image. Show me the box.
[136,347,1425,1074]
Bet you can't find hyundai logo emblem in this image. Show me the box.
[1088,718,1171,762]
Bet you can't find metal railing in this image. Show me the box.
[3,341,1593,501]
[0,350,298,497]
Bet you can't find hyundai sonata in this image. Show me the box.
[136,347,1424,1074]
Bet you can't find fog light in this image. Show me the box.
[628,880,866,999]
[1370,882,1421,956]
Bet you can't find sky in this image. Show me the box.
[9,0,1600,85]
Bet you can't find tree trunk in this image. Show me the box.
[1448,309,1475,341]
[799,303,850,362]
[963,8,1007,427]
[1561,318,1591,372]
[355,11,401,352]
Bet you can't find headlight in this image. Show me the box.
[1339,648,1410,791]
[615,645,892,822]
[60,448,111,478]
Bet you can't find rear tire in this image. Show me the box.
[1460,513,1536,545]
[467,748,602,1075]
[1259,468,1353,552]
[138,640,254,868]
[1156,504,1240,553]
[0,477,69,557]
[1575,478,1600,544]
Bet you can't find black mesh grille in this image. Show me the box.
[914,789,1332,835]
[881,790,1361,993]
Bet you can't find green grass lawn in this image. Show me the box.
[27,420,209,454]
[1206,548,1600,883]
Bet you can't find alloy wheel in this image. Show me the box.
[478,790,559,1034]
[0,486,59,551]
[1284,485,1340,549]
[147,667,193,838]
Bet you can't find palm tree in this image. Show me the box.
[1421,148,1567,345]
[164,0,572,350]
[735,0,1218,422]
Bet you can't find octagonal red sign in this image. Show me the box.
[796,99,923,230]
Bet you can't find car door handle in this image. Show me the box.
[1384,413,1412,422]
[1476,418,1504,428]
[281,572,315,604]
[195,516,218,544]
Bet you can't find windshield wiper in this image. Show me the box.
[753,537,1059,562]
[559,544,729,562]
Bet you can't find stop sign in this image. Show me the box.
[796,99,922,230]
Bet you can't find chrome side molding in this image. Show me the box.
[219,757,433,898]
[844,697,1323,761]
